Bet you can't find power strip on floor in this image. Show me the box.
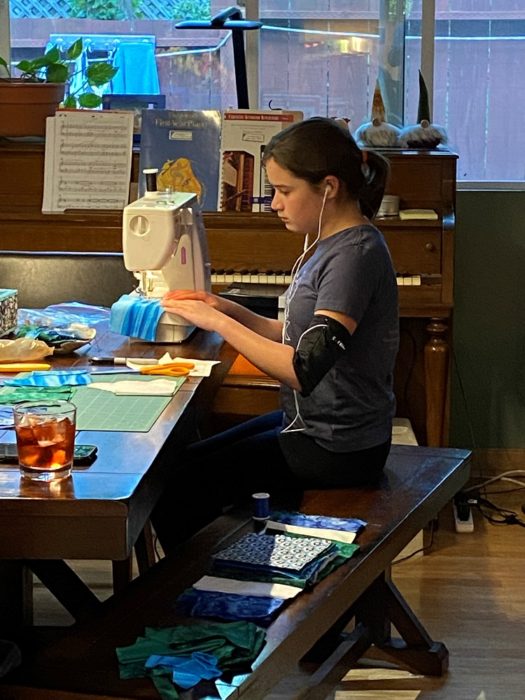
[453,502,474,533]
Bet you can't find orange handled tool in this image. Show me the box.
[139,361,194,377]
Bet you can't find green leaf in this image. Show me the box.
[15,59,34,73]
[67,38,84,61]
[0,56,10,75]
[63,96,78,108]
[44,46,61,65]
[86,62,118,86]
[46,63,69,83]
[78,93,102,108]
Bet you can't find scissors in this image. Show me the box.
[139,361,194,377]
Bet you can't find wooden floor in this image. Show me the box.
[31,486,525,700]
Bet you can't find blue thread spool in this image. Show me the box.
[252,492,270,521]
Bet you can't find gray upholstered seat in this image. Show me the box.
[0,251,136,309]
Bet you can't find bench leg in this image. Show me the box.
[356,572,449,676]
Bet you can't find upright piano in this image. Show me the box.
[0,142,456,445]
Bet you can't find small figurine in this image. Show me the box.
[397,70,447,149]
[354,80,400,148]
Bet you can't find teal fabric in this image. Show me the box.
[110,294,164,342]
[0,386,74,404]
[116,621,265,699]
[4,370,91,387]
[145,651,221,689]
[111,42,160,94]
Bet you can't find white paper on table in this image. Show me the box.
[88,379,178,396]
[172,356,220,377]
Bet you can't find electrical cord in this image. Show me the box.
[475,496,525,527]
[392,519,436,565]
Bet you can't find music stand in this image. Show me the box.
[175,6,262,109]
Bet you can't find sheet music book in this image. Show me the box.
[42,110,134,213]
[218,109,303,213]
[138,109,222,211]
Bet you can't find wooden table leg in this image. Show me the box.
[0,561,33,635]
[28,560,100,623]
[356,572,449,676]
[424,317,450,447]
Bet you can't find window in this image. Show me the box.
[3,0,524,183]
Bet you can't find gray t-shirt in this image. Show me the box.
[281,224,399,452]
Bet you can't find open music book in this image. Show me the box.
[42,110,134,213]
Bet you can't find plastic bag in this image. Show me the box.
[0,338,54,362]
[17,302,110,329]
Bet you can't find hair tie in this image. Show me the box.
[361,150,371,181]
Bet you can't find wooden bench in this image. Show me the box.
[1,444,471,700]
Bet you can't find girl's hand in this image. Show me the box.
[161,298,223,333]
[163,289,221,309]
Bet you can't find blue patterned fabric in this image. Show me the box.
[211,532,338,585]
[213,532,333,572]
[110,294,164,342]
[176,588,286,626]
[270,511,366,533]
[0,406,14,427]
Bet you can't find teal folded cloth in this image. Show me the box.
[0,386,74,404]
[145,651,221,689]
[4,371,91,387]
[110,294,164,342]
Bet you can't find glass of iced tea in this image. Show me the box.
[13,401,76,481]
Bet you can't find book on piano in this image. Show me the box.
[218,109,303,213]
[138,109,222,211]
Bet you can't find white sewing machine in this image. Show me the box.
[122,186,211,342]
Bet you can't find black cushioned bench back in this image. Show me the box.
[0,251,137,309]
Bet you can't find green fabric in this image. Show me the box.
[0,386,74,404]
[116,621,266,700]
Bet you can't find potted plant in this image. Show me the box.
[0,38,118,137]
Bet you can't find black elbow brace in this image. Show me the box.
[293,316,351,397]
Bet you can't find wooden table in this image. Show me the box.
[0,444,471,699]
[0,324,229,634]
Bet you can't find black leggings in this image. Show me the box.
[151,410,390,552]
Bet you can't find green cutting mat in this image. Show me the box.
[72,374,186,432]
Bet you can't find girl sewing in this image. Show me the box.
[152,117,399,551]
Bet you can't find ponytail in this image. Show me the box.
[358,149,389,219]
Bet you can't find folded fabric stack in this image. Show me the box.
[211,531,338,585]
[128,512,366,697]
[265,510,366,544]
[176,511,366,626]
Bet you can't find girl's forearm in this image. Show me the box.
[217,296,283,341]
